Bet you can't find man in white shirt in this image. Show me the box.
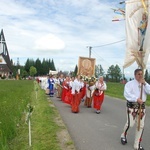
[120,69,150,150]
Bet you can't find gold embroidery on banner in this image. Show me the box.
[129,3,149,18]
[141,0,148,13]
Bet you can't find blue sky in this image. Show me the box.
[0,0,147,78]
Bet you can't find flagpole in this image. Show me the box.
[137,51,144,131]
[138,82,143,131]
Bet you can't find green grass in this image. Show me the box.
[105,82,125,100]
[105,82,150,106]
[7,81,75,150]
[0,80,33,149]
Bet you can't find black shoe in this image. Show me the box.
[138,146,144,150]
[121,137,127,145]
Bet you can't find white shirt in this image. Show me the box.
[72,79,81,94]
[95,81,107,91]
[69,81,74,88]
[124,79,150,102]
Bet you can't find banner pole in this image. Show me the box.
[137,51,144,131]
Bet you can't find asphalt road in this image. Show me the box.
[51,96,150,150]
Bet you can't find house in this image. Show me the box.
[0,29,12,78]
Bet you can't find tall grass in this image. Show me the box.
[1,81,75,150]
[9,81,62,150]
[0,80,33,149]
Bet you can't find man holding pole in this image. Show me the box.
[120,68,150,150]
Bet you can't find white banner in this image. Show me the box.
[124,0,150,69]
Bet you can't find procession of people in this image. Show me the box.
[36,66,150,150]
[38,73,107,114]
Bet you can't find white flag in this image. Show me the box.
[123,0,150,69]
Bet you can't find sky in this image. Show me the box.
[0,0,149,78]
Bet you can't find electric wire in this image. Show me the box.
[91,39,125,48]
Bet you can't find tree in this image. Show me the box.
[35,58,42,75]
[73,65,78,76]
[22,70,28,78]
[95,64,105,78]
[107,65,115,81]
[29,66,37,77]
[107,64,122,82]
[114,64,122,82]
[41,58,49,75]
[24,58,35,73]
[51,59,56,71]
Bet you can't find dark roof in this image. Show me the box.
[0,29,12,73]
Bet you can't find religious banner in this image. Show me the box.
[123,0,150,69]
[78,56,96,76]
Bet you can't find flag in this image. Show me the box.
[123,0,150,69]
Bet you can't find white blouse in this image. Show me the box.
[124,79,150,102]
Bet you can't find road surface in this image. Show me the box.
[51,95,150,150]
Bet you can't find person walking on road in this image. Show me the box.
[120,69,150,150]
[48,74,55,97]
[93,76,107,114]
[71,75,83,113]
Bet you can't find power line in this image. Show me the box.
[92,49,110,65]
[92,39,125,48]
[87,39,125,58]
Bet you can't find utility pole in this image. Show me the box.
[87,46,92,58]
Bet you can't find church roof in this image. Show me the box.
[0,29,12,73]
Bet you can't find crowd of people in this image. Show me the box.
[36,69,150,150]
[37,73,107,114]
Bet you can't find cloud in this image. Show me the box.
[34,34,65,51]
[0,0,142,78]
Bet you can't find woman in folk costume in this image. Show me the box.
[56,74,64,98]
[71,75,83,113]
[93,76,107,114]
[64,76,75,105]
[84,77,95,108]
[61,76,70,102]
[48,74,55,97]
[80,76,86,102]
[54,75,59,97]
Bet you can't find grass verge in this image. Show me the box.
[9,81,76,150]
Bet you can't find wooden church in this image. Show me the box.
[0,29,12,78]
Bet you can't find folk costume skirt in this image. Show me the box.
[84,89,92,107]
[71,92,81,113]
[93,91,104,111]
[64,89,72,105]
[49,84,54,96]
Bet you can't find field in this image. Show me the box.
[0,80,75,150]
[0,80,149,150]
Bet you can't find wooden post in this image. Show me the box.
[137,83,143,131]
[137,51,144,131]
